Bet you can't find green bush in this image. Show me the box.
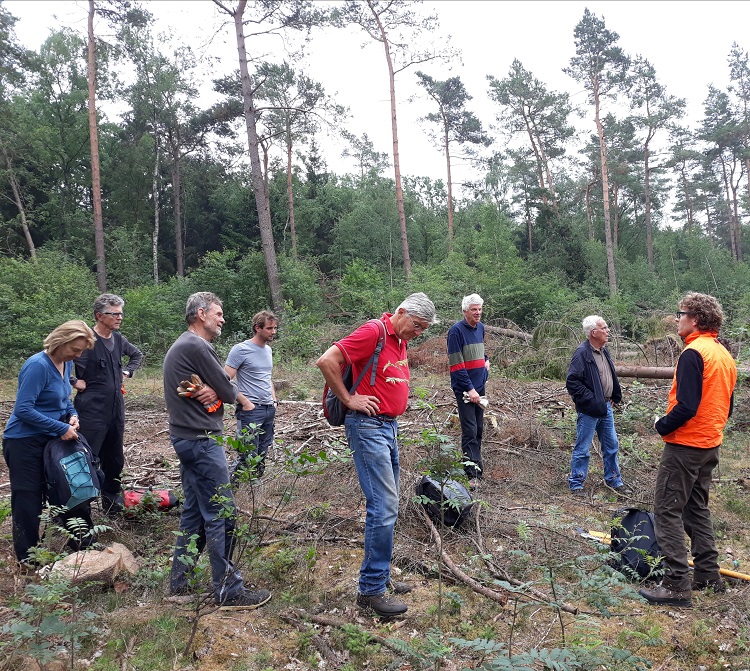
[0,251,96,369]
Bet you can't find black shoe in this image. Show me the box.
[356,593,407,617]
[613,483,633,496]
[387,580,414,594]
[638,584,692,607]
[692,578,726,593]
[218,588,272,610]
[571,488,585,497]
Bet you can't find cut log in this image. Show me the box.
[614,365,674,379]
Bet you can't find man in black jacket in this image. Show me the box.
[565,315,630,496]
[72,294,142,513]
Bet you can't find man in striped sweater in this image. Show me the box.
[448,294,490,483]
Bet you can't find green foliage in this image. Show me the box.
[0,251,96,366]
[1,576,100,669]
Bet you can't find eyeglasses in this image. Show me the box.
[102,312,124,318]
[675,311,692,319]
[411,319,429,333]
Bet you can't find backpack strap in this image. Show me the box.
[349,319,387,394]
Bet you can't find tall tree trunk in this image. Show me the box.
[367,1,411,277]
[593,79,617,297]
[585,179,595,239]
[152,141,160,284]
[1,140,36,259]
[233,0,283,310]
[87,0,106,291]
[731,181,743,262]
[612,181,619,250]
[444,127,454,250]
[286,131,297,258]
[718,155,737,260]
[680,166,693,232]
[644,144,654,268]
[171,143,184,277]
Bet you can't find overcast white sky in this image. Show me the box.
[6,1,749,190]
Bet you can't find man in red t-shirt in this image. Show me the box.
[316,292,438,618]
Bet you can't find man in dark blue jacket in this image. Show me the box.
[565,315,630,496]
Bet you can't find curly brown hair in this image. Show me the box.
[679,292,724,332]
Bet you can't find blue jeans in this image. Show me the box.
[234,405,276,477]
[345,412,400,596]
[569,405,623,490]
[169,436,244,603]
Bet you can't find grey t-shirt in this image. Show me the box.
[225,340,274,404]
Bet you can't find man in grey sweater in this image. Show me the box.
[164,292,270,609]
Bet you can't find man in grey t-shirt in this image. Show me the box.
[225,310,278,479]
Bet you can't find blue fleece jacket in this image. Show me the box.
[4,352,76,439]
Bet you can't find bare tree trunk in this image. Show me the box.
[171,143,184,277]
[444,127,454,250]
[644,144,654,268]
[612,181,619,251]
[87,0,106,291]
[594,80,617,297]
[232,0,283,310]
[732,183,743,262]
[1,140,36,259]
[286,132,297,258]
[718,155,737,260]
[680,166,693,232]
[367,0,411,277]
[585,179,595,239]
[152,141,160,284]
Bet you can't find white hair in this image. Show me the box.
[582,315,603,338]
[462,293,484,312]
[397,292,439,325]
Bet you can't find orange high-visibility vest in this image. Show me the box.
[663,331,737,448]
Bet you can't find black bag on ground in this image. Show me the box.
[416,475,475,528]
[610,507,663,580]
[44,434,101,509]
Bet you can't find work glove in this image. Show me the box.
[177,373,222,413]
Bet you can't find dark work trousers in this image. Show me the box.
[454,390,485,480]
[78,418,125,507]
[653,442,721,590]
[3,435,94,562]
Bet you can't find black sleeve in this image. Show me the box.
[655,349,704,436]
[120,335,144,376]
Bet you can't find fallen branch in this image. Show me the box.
[420,507,509,606]
[279,613,340,662]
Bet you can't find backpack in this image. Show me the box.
[323,319,387,426]
[415,475,475,528]
[610,507,663,580]
[44,434,101,509]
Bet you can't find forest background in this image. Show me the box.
[1,0,750,370]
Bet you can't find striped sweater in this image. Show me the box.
[447,320,488,394]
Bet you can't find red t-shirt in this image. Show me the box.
[334,313,410,417]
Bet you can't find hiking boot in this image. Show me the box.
[387,580,414,594]
[692,578,726,593]
[571,488,585,497]
[613,483,633,496]
[638,584,692,607]
[356,593,408,617]
[218,588,272,610]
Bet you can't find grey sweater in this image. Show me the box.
[163,331,237,440]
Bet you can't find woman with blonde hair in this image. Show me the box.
[3,320,96,564]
